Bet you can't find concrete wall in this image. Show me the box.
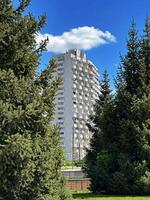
[63,55,74,159]
[62,169,86,179]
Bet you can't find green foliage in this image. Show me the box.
[63,160,84,169]
[63,160,74,167]
[83,71,113,193]
[73,160,84,167]
[110,19,150,195]
[139,171,150,194]
[0,1,71,199]
[84,19,150,195]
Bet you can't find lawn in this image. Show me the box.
[61,166,81,170]
[72,193,150,200]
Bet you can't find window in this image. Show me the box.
[58,107,63,110]
[57,62,63,66]
[58,92,63,96]
[53,69,57,73]
[58,122,63,125]
[58,97,64,100]
[57,68,63,71]
[58,102,63,105]
[57,57,64,61]
[58,72,63,76]
[58,112,64,115]
[58,117,63,120]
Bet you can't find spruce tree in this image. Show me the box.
[108,20,150,195]
[140,17,150,86]
[84,19,150,195]
[84,71,113,193]
[123,21,146,96]
[0,1,71,199]
[131,18,150,193]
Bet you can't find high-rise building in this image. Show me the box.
[53,49,100,160]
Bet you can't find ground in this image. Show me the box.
[72,193,150,200]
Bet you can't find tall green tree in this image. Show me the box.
[0,1,71,199]
[84,19,150,195]
[84,71,113,193]
[140,17,150,86]
[107,20,150,195]
[123,21,146,96]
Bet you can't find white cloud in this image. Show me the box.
[36,26,116,53]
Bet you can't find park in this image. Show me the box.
[0,1,150,199]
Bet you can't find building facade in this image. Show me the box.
[53,49,100,160]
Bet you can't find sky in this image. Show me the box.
[14,0,150,89]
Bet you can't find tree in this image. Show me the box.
[140,17,150,86]
[0,1,71,199]
[108,20,150,195]
[84,19,150,195]
[123,21,146,96]
[84,71,113,193]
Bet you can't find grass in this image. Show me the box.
[61,166,81,170]
[72,192,150,200]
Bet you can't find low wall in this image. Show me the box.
[66,178,90,191]
[62,169,91,191]
[62,169,85,179]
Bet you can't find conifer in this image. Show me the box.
[0,1,71,199]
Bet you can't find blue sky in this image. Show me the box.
[14,0,150,89]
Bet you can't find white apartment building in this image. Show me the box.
[53,49,100,160]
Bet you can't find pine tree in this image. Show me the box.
[0,1,71,199]
[140,17,150,86]
[84,19,150,195]
[108,20,150,195]
[84,71,113,193]
[131,18,150,194]
[123,21,146,96]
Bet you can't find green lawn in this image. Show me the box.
[61,166,81,170]
[72,193,150,200]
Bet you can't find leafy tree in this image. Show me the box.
[0,0,71,199]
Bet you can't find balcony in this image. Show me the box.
[79,85,82,90]
[73,65,76,69]
[73,84,77,89]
